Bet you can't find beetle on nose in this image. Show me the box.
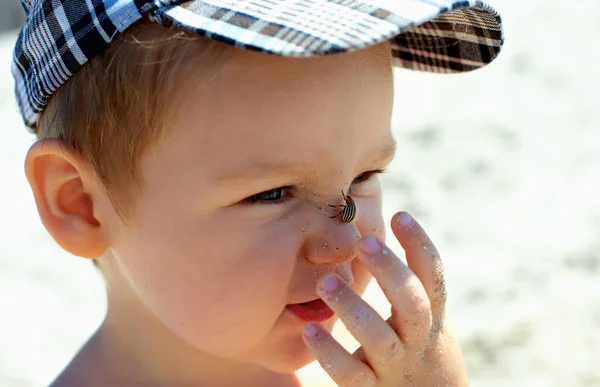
[329,190,357,223]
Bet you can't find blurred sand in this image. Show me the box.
[2,1,600,386]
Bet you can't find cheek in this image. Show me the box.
[112,210,300,356]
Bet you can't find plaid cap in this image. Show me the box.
[12,0,504,130]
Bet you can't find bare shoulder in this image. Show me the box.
[47,359,109,387]
[48,366,92,387]
[48,371,85,387]
[47,337,115,387]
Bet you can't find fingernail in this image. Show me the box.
[321,274,340,292]
[360,235,381,254]
[304,323,319,339]
[397,212,413,227]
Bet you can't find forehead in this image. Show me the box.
[150,42,394,184]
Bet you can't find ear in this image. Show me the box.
[25,138,108,258]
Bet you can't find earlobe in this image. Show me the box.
[25,138,108,258]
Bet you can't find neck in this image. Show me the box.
[66,315,302,387]
[63,272,303,387]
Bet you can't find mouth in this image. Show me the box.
[286,298,335,322]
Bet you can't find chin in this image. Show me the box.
[260,315,341,374]
[261,333,317,373]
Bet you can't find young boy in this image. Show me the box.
[13,1,503,386]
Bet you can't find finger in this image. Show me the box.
[316,273,403,371]
[355,236,432,347]
[302,322,376,387]
[391,212,447,333]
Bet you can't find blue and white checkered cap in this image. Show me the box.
[13,0,504,130]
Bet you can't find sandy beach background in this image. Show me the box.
[1,1,599,386]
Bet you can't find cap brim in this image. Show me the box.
[153,0,503,73]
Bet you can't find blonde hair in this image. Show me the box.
[37,20,228,221]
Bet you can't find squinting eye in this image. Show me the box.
[243,187,292,205]
[353,172,368,183]
[352,168,387,184]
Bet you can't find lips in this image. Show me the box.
[286,298,335,322]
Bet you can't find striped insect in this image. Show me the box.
[329,190,357,223]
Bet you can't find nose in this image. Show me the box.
[302,218,362,267]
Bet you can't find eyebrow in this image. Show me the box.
[216,138,397,185]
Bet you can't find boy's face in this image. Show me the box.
[99,42,395,377]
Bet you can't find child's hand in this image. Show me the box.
[302,212,468,387]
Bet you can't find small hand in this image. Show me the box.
[302,212,468,387]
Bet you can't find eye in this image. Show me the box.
[242,187,292,205]
[352,168,387,184]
